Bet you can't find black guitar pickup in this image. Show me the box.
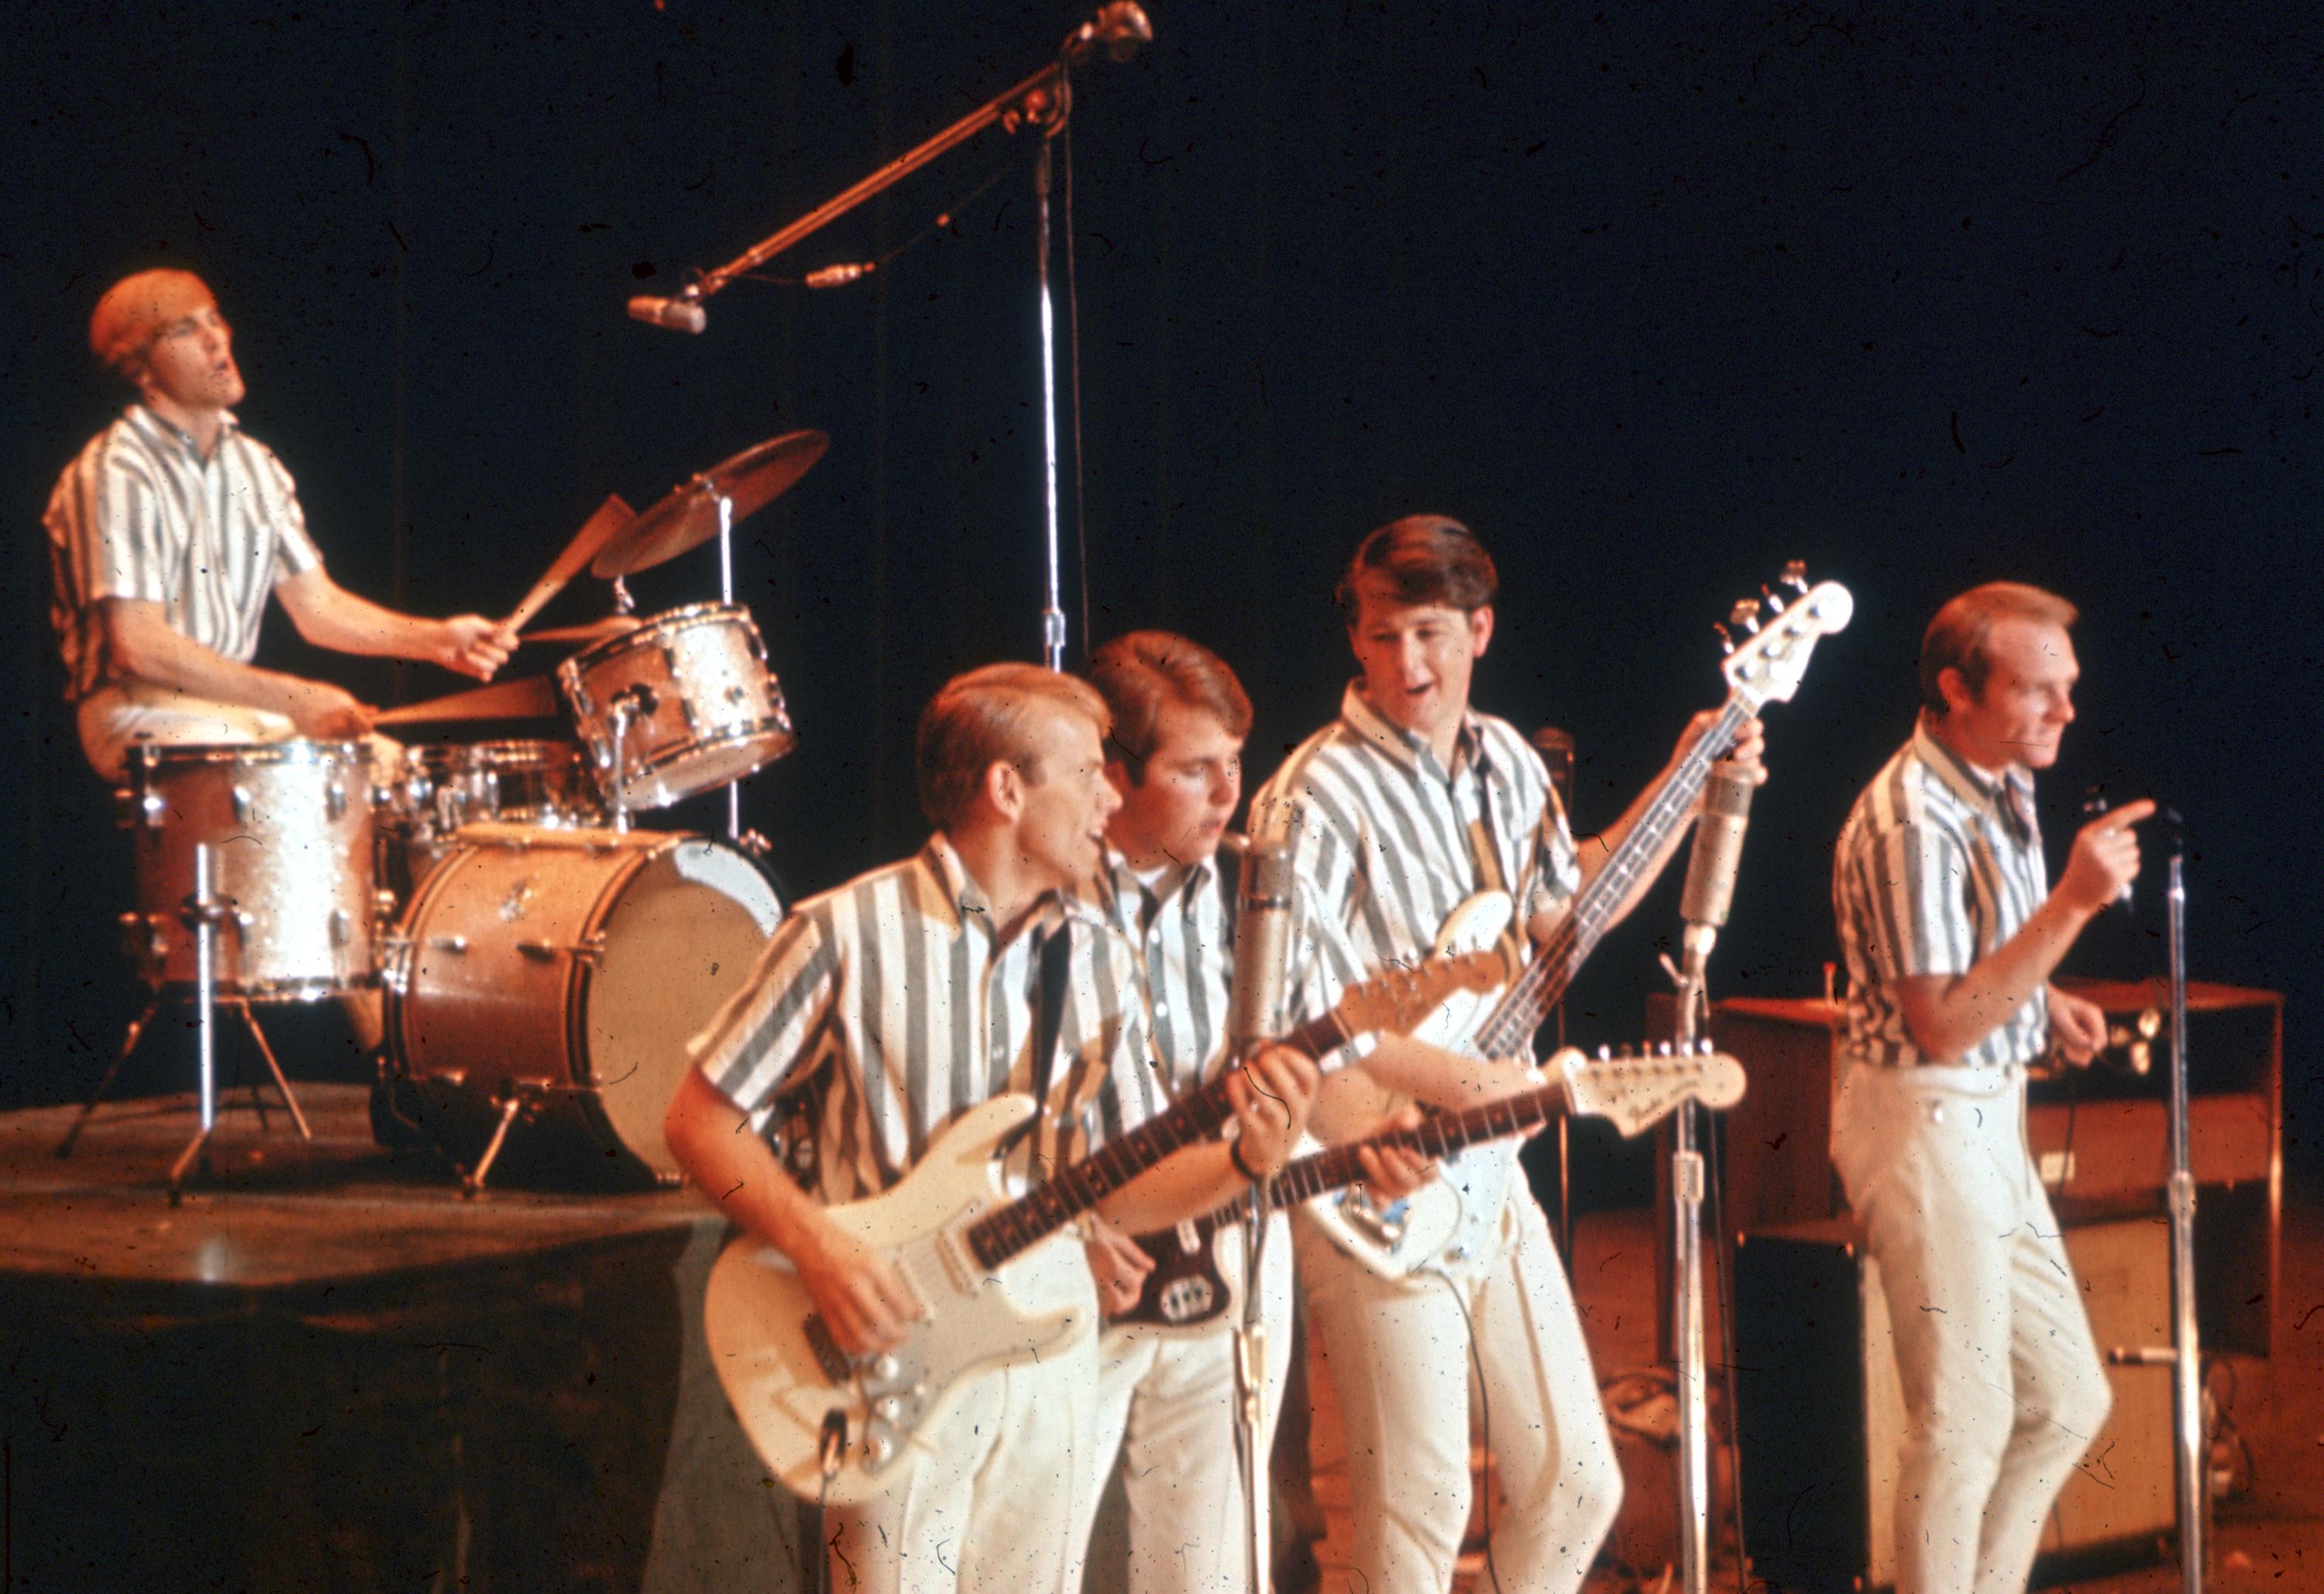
[802,1313,854,1383]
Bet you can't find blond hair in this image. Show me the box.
[916,663,1112,830]
[89,269,213,380]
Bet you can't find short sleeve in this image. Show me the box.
[259,448,325,583]
[1848,817,1974,984]
[689,910,842,1117]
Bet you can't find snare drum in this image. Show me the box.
[383,822,782,1183]
[116,740,378,998]
[556,602,796,811]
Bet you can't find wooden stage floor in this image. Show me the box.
[2,1084,2316,1592]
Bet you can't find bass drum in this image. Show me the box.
[383,822,782,1184]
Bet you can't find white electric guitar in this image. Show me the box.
[702,942,1510,1503]
[1304,570,1854,1279]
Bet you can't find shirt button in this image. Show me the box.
[1154,1002,1171,1021]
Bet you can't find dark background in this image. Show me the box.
[4,2,2315,1153]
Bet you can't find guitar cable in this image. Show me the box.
[1422,1263,1508,1594]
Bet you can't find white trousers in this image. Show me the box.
[1075,1214,1296,1594]
[828,1235,1101,1594]
[1831,1063,2113,1594]
[1294,1188,1621,1594]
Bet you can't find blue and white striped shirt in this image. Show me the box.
[1832,720,2054,1070]
[45,405,324,701]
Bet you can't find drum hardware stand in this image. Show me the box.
[623,4,1149,670]
[60,854,314,1164]
[603,685,656,833]
[712,485,745,841]
[460,1080,547,1198]
[1661,949,1717,1594]
[2107,810,2205,1590]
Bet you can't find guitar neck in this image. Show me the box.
[965,1064,1250,1270]
[1468,696,1753,1060]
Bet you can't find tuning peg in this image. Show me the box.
[1658,1041,1676,1056]
[1781,561,1810,594]
[1728,599,1762,636]
[1712,623,1737,657]
[1595,1044,1613,1061]
[1761,583,1787,614]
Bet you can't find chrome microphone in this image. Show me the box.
[1679,768,1755,932]
[627,294,706,334]
[1226,838,1294,1052]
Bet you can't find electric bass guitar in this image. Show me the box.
[701,942,1509,1503]
[1119,1042,1746,1329]
[1301,570,1853,1278]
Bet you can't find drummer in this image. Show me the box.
[44,267,517,784]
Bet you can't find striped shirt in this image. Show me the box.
[1250,684,1583,983]
[690,833,1153,1202]
[45,406,325,701]
[1832,720,2054,1070]
[1078,846,1368,1142]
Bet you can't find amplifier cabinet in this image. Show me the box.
[1733,1217,2173,1592]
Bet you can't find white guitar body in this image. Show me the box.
[1302,891,1516,1278]
[703,1095,1094,1505]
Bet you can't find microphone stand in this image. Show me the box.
[643,6,1149,670]
[1666,932,1714,1594]
[2109,812,2203,1590]
[1234,1156,1275,1594]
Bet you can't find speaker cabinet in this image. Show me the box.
[1733,1216,2174,1592]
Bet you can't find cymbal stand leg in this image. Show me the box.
[168,843,229,1204]
[461,1091,528,1198]
[232,995,312,1140]
[56,995,161,1158]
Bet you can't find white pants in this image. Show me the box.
[828,1236,1102,1594]
[1831,1063,2114,1594]
[1075,1214,1295,1594]
[1294,1188,1621,1594]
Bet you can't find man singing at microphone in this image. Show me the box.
[1831,582,2146,1594]
[1071,631,1428,1594]
[1253,516,1762,1594]
[46,268,514,784]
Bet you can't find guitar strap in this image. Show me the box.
[999,916,1076,1185]
[1459,740,1532,974]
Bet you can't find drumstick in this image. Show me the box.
[504,493,635,634]
[376,675,559,727]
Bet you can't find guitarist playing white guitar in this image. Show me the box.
[665,663,1321,1594]
[1250,516,1767,1594]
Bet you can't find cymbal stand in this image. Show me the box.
[1035,131,1067,669]
[167,843,228,1202]
[2109,819,2203,1589]
[713,485,744,840]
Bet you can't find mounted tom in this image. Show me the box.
[1303,567,1853,1280]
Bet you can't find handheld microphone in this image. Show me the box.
[627,294,706,334]
[1226,839,1294,1053]
[1679,768,1755,932]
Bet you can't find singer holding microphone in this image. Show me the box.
[1830,582,2147,1594]
[1252,516,1763,1594]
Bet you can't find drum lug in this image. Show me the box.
[328,909,352,947]
[377,933,413,993]
[326,782,349,822]
[115,787,168,830]
[232,787,253,826]
[428,934,470,954]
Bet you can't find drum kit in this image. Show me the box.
[60,434,824,1194]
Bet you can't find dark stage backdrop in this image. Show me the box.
[4,4,2317,1147]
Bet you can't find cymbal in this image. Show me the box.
[376,675,559,727]
[521,617,645,645]
[592,429,830,578]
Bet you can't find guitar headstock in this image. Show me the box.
[1551,1041,1748,1138]
[1332,946,1514,1041]
[1716,563,1854,711]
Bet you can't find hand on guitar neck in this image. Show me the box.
[1555,711,1768,941]
[1093,1043,1319,1235]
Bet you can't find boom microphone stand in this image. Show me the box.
[625,4,1151,668]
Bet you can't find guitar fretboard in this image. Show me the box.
[964,1006,1349,1269]
[1468,695,1753,1062]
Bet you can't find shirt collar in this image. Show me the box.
[1913,716,2036,824]
[1095,843,1215,924]
[922,832,1090,947]
[125,402,239,462]
[1339,681,1487,782]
